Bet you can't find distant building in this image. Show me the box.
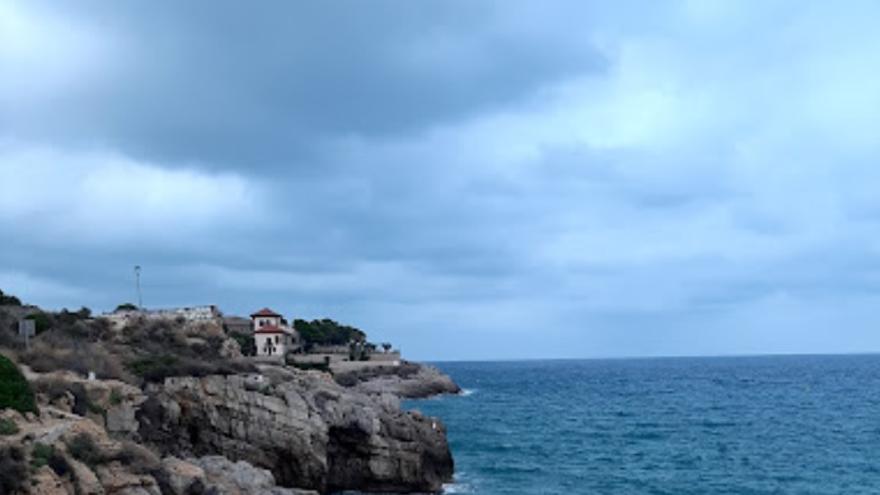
[103,305,222,330]
[251,308,300,359]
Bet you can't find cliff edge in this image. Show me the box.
[137,366,454,494]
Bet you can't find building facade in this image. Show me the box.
[250,308,300,358]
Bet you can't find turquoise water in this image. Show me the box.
[407,356,880,494]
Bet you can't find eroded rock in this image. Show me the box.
[138,369,453,493]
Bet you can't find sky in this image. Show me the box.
[2,1,880,361]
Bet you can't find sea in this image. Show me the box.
[406,355,880,495]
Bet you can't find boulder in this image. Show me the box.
[94,463,161,495]
[160,457,206,495]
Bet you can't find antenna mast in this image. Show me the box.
[134,265,143,310]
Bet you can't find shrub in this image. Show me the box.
[0,354,38,414]
[31,443,53,468]
[0,290,22,307]
[229,332,256,357]
[20,342,126,381]
[127,354,179,381]
[0,418,17,436]
[115,303,138,312]
[109,388,123,405]
[112,441,159,474]
[127,354,256,384]
[0,446,27,494]
[31,443,73,479]
[67,433,102,467]
[33,379,95,417]
[293,318,366,346]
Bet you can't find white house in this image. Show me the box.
[251,307,300,358]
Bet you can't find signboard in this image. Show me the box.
[18,319,35,338]
[18,319,35,351]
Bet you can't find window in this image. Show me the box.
[275,335,280,344]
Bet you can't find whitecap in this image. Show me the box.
[443,481,473,493]
[460,388,476,396]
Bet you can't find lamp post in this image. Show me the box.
[134,265,143,310]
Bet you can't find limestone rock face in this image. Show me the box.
[30,466,70,495]
[334,362,462,399]
[94,463,161,495]
[160,457,206,495]
[137,369,453,494]
[160,455,319,495]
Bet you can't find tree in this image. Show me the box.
[294,318,367,346]
[229,332,256,357]
[381,342,392,353]
[115,303,139,312]
[0,290,21,306]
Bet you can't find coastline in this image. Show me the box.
[0,301,462,495]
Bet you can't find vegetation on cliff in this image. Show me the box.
[0,354,38,414]
[294,318,366,347]
[0,288,457,495]
[0,289,254,386]
[0,289,21,307]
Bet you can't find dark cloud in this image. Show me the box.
[3,1,880,359]
[6,1,604,171]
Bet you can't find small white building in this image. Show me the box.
[251,308,300,358]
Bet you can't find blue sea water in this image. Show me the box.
[406,355,880,494]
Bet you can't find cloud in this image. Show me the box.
[1,1,605,170]
[0,270,87,309]
[0,144,264,246]
[2,1,880,359]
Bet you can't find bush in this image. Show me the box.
[67,433,102,467]
[33,379,95,417]
[115,303,138,312]
[20,342,126,381]
[0,354,38,414]
[0,446,27,495]
[0,290,21,307]
[113,441,160,474]
[31,443,53,468]
[293,318,366,346]
[0,418,17,436]
[230,332,256,357]
[127,354,179,381]
[127,354,255,384]
[32,443,74,481]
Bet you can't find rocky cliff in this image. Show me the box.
[136,365,453,494]
[333,362,462,399]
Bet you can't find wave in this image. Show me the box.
[460,388,477,396]
[442,471,474,493]
[442,482,473,494]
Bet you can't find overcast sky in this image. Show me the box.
[2,1,880,360]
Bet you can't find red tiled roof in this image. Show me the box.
[254,324,285,334]
[250,307,281,317]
